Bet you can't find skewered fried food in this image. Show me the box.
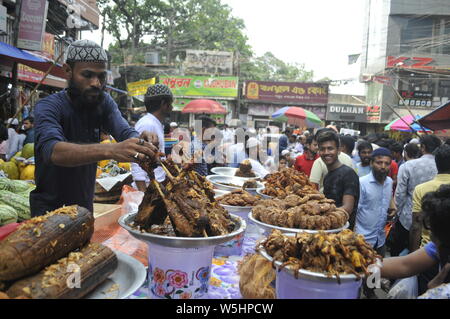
[262,230,381,281]
[134,158,235,237]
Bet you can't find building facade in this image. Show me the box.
[360,0,450,127]
[0,0,100,119]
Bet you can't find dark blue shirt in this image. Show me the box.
[30,91,138,216]
[279,135,288,154]
[23,127,35,145]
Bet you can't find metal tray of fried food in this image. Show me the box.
[248,211,349,234]
[211,167,262,179]
[213,189,231,198]
[119,213,246,249]
[85,251,147,299]
[257,240,361,283]
[256,187,272,199]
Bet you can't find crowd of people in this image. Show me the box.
[0,116,35,161]
[1,39,449,299]
[146,112,450,298]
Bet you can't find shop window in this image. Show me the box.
[400,16,450,55]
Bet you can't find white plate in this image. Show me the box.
[85,251,147,299]
[206,175,264,194]
[211,167,262,179]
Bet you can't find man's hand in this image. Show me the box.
[388,197,397,217]
[109,137,159,163]
[428,263,450,290]
[388,207,397,218]
[139,131,159,148]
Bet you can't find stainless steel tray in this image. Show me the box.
[258,241,361,283]
[119,213,246,249]
[86,251,147,299]
[248,211,349,234]
[213,189,231,198]
[219,203,253,215]
[256,187,272,199]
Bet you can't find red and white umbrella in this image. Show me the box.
[181,99,227,114]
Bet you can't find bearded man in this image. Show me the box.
[355,141,373,177]
[31,40,159,216]
[355,147,396,256]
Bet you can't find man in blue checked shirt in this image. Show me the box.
[355,147,397,257]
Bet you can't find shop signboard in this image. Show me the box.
[160,76,238,98]
[366,105,381,123]
[127,78,156,97]
[244,81,328,105]
[17,64,66,88]
[184,50,234,75]
[386,56,435,70]
[41,32,55,60]
[17,0,48,51]
[326,104,367,122]
[399,90,433,107]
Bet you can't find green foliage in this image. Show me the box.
[101,0,251,64]
[240,52,314,82]
[99,0,317,87]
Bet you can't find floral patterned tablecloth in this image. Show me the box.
[127,226,264,299]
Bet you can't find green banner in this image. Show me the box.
[160,75,238,97]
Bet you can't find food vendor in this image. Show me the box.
[30,40,159,217]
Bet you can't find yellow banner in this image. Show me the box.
[127,78,156,96]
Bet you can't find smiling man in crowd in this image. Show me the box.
[317,130,360,229]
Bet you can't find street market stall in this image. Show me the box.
[0,162,379,299]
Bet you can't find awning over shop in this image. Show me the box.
[418,101,450,130]
[0,41,66,79]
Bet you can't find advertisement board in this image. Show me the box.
[160,76,238,98]
[244,80,328,104]
[17,0,48,51]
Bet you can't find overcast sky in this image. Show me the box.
[82,0,366,94]
[222,0,365,81]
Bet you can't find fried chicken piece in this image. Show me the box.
[238,254,275,299]
[284,194,302,208]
